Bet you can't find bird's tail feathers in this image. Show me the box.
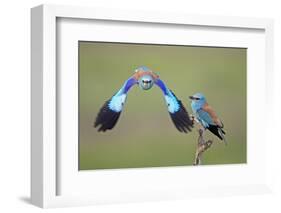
[218,128,227,145]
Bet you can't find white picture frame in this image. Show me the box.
[31,4,274,208]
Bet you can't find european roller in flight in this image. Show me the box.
[189,93,226,144]
[94,66,193,133]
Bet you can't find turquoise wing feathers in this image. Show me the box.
[196,109,215,128]
[94,77,137,132]
[155,78,193,133]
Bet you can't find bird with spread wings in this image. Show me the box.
[94,66,193,133]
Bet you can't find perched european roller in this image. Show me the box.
[189,93,226,143]
[94,66,193,133]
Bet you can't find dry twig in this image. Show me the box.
[193,129,213,166]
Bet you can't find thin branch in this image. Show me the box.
[193,128,213,166]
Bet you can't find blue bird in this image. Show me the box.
[189,93,226,143]
[94,66,193,132]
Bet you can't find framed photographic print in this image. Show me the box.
[31,4,274,208]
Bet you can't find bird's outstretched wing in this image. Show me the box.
[94,77,137,132]
[155,79,193,133]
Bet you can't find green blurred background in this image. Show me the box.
[79,41,247,170]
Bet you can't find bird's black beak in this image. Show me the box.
[189,96,200,100]
[189,96,195,100]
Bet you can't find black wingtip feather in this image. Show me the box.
[169,96,193,133]
[94,99,121,132]
[207,124,226,140]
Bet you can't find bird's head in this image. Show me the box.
[189,93,207,110]
[135,66,155,90]
[138,74,154,90]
